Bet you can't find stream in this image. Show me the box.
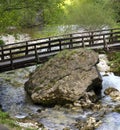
[0,66,91,130]
[96,55,120,130]
[0,54,120,130]
[0,27,120,130]
[96,74,120,130]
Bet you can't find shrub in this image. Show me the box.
[0,39,5,46]
[108,52,120,75]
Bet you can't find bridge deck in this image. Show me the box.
[0,28,120,72]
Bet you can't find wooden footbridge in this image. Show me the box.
[0,28,120,72]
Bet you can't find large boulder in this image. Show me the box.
[25,49,100,106]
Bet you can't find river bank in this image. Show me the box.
[107,51,120,76]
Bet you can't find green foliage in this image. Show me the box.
[0,0,119,33]
[111,0,120,23]
[0,110,9,119]
[108,52,120,75]
[55,49,77,59]
[0,110,38,130]
[0,39,5,46]
[0,0,65,33]
[64,0,116,30]
[0,110,20,129]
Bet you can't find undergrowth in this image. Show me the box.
[0,110,37,130]
[108,51,120,75]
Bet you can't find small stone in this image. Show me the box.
[63,127,70,130]
[0,125,9,130]
[73,102,81,107]
[94,120,102,128]
[104,87,118,95]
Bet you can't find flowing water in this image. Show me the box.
[0,27,120,130]
[96,54,120,130]
[0,54,120,130]
[96,112,120,130]
[0,26,89,130]
[0,66,92,130]
[96,73,120,130]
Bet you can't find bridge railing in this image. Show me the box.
[0,28,120,72]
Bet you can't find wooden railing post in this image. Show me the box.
[25,41,28,55]
[103,35,109,51]
[10,49,14,69]
[48,38,51,52]
[82,37,85,48]
[69,34,73,49]
[90,32,94,46]
[1,46,4,60]
[34,45,39,63]
[109,29,113,44]
[59,39,62,51]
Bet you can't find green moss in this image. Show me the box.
[0,110,37,130]
[115,109,120,113]
[34,86,41,92]
[108,52,120,75]
[55,49,77,59]
[0,110,20,129]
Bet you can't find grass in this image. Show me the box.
[0,110,38,130]
[112,23,120,29]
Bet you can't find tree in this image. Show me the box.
[64,0,116,30]
[0,0,65,33]
[0,0,118,33]
[111,0,120,23]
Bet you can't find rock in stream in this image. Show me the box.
[25,49,101,106]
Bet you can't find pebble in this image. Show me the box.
[0,125,9,130]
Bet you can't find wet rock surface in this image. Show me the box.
[0,125,9,130]
[104,87,120,101]
[25,49,100,106]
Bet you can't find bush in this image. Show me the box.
[0,39,5,46]
[108,52,120,75]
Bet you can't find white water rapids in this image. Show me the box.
[96,54,120,130]
[97,54,120,95]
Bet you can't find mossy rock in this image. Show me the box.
[25,48,100,106]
